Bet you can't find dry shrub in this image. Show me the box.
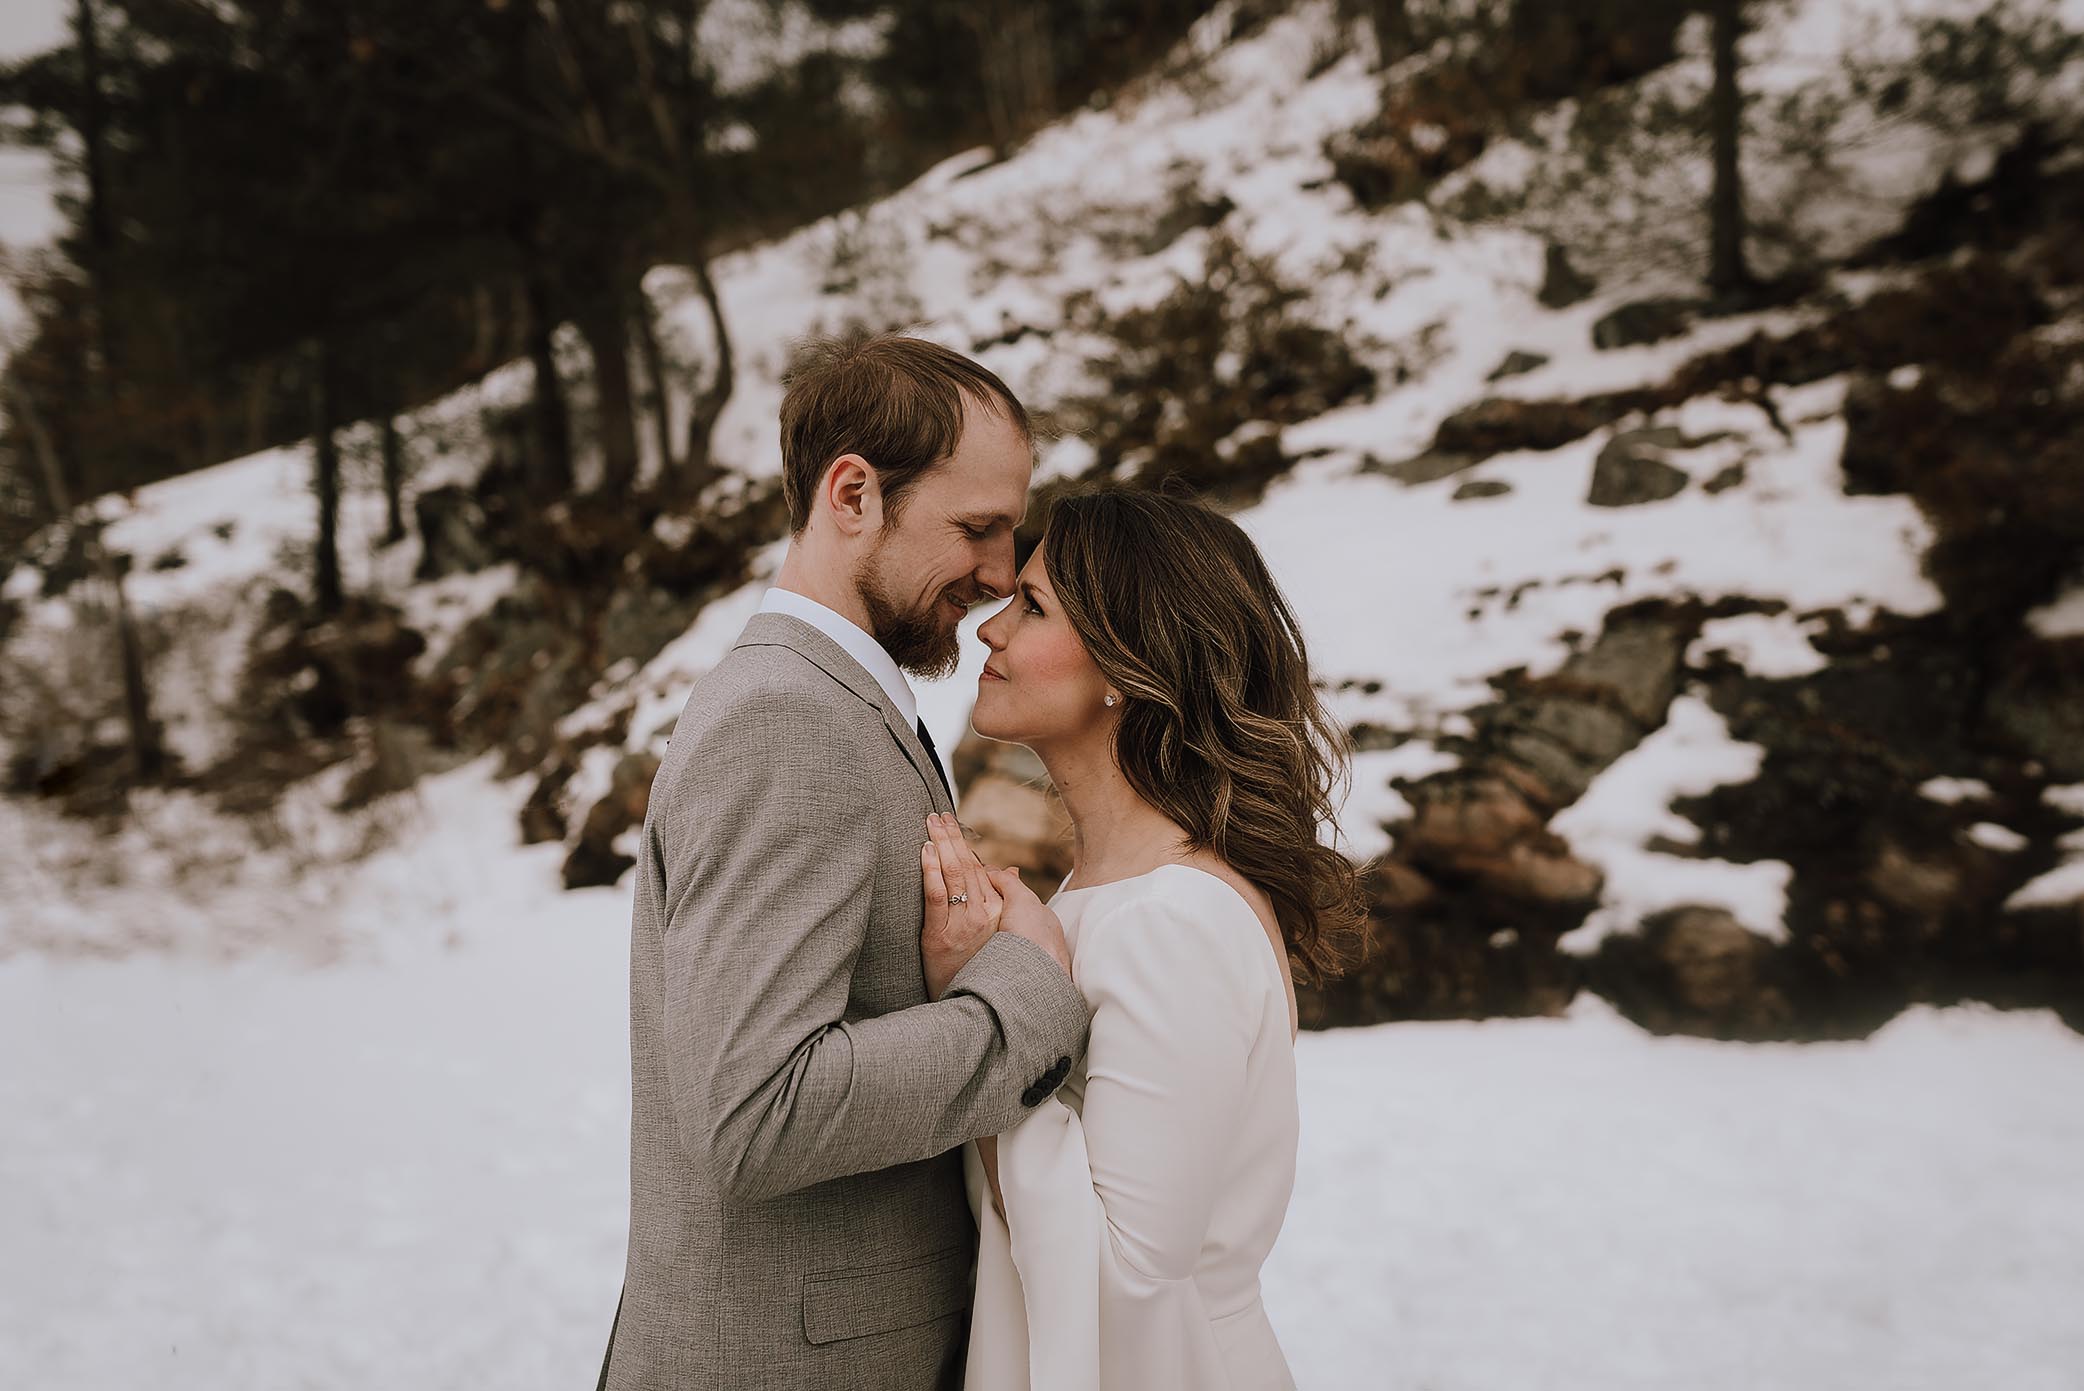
[1054,232,1375,504]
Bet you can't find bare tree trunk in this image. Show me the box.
[1369,0,1411,68]
[310,339,344,618]
[680,248,734,492]
[379,411,407,545]
[522,265,575,494]
[1708,0,1754,295]
[630,281,676,481]
[243,359,271,456]
[576,287,640,496]
[964,1,1052,155]
[75,0,119,392]
[6,375,161,782]
[470,281,499,372]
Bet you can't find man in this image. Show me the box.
[598,331,1090,1389]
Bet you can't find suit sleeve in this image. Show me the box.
[659,689,1090,1201]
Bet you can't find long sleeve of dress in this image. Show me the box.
[966,888,1267,1390]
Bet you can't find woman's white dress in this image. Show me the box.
[961,863,1300,1390]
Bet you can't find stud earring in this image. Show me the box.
[1104,693,1118,707]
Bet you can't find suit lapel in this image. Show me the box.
[735,612,956,815]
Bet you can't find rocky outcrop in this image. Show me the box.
[1432,397,1602,456]
[1587,906,1793,1038]
[562,750,661,890]
[946,731,1074,899]
[1307,603,1701,1027]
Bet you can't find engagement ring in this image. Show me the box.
[947,893,969,906]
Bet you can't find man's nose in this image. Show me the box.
[976,537,1017,599]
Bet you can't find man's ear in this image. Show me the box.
[822,454,882,538]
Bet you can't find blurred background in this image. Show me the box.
[2,0,2082,1386]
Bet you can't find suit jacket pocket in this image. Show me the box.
[800,1244,972,1346]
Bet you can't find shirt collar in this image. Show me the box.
[756,586,920,727]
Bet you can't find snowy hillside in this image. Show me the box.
[13,0,2080,1028]
[5,1,2084,1385]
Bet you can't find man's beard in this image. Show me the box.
[856,549,971,680]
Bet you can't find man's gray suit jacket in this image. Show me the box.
[603,610,1092,1390]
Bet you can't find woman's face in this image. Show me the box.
[971,548,1115,747]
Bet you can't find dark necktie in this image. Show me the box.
[915,716,953,803]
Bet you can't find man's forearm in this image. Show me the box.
[682,934,1088,1201]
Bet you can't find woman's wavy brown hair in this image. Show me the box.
[1040,485,1367,984]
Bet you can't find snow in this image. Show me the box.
[5,783,2081,1390]
[1965,821,2030,854]
[2025,578,2084,640]
[1272,996,2084,1391]
[5,0,2084,1384]
[5,0,1957,944]
[2006,783,2084,910]
[1919,776,1994,805]
[1550,693,1790,950]
[1686,611,1831,679]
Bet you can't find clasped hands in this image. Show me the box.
[920,812,1074,999]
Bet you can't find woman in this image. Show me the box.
[920,486,1367,1390]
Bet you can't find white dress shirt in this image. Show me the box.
[756,586,919,726]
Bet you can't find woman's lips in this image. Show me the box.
[979,666,1007,682]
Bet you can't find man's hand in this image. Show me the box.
[921,813,1003,999]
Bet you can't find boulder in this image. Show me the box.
[1591,905,1793,1038]
[1537,243,1596,309]
[413,485,496,580]
[1400,772,1604,909]
[1591,296,1700,350]
[1487,349,1551,381]
[520,755,575,844]
[1588,427,1690,508]
[1433,397,1601,457]
[1374,451,1483,486]
[1703,461,1747,494]
[562,750,661,889]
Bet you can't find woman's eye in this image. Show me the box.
[1024,599,1043,616]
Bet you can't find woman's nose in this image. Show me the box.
[977,605,1009,651]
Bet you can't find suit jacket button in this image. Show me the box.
[1049,1055,1071,1080]
[1020,1084,1044,1107]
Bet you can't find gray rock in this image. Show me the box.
[413,486,496,580]
[1591,296,1701,350]
[1589,427,1691,508]
[1376,451,1484,486]
[1703,461,1747,494]
[1434,397,1600,456]
[1486,349,1550,381]
[1538,243,1597,309]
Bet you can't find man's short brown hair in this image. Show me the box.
[778,329,1034,534]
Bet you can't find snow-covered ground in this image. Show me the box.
[7,2,2084,1385]
[5,757,2081,1390]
